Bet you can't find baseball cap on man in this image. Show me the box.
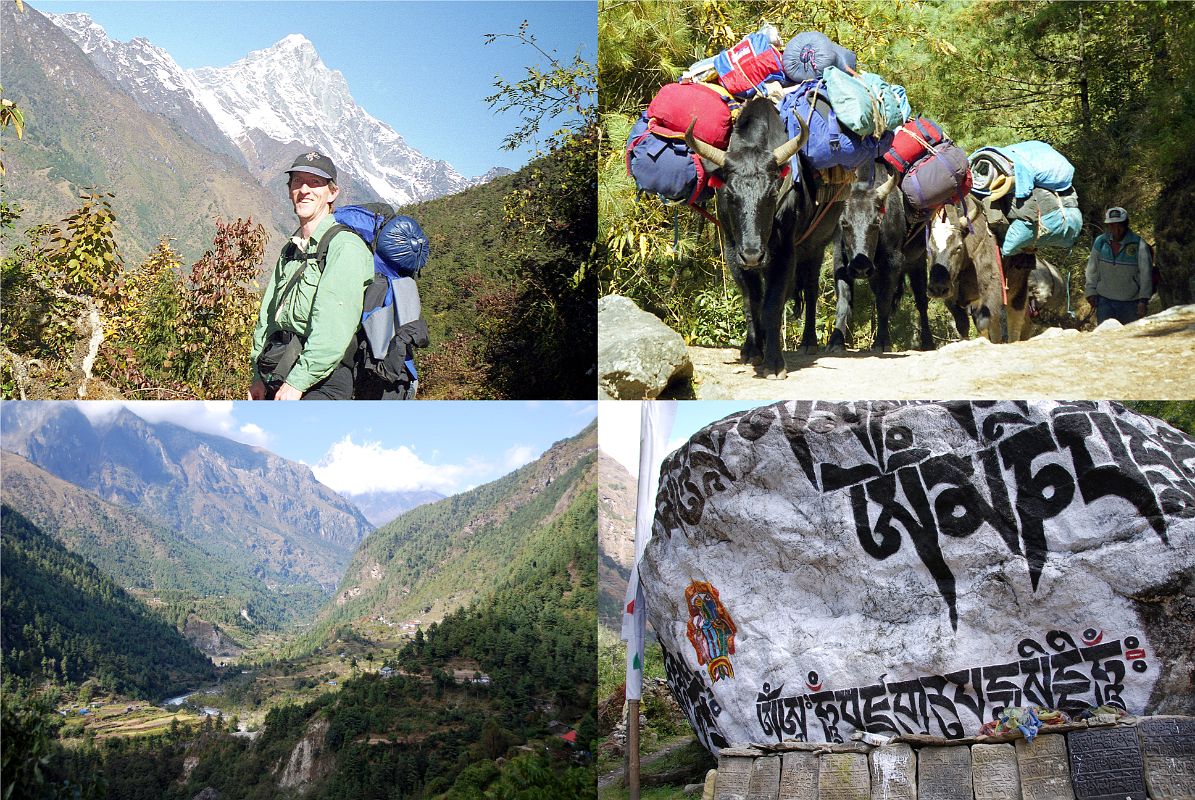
[1104,206,1128,224]
[286,151,337,182]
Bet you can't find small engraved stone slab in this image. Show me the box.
[717,754,756,800]
[748,755,782,800]
[870,744,916,800]
[972,743,1020,800]
[819,752,871,800]
[1068,727,1147,800]
[1015,734,1073,800]
[1139,716,1195,800]
[919,745,973,800]
[779,751,819,800]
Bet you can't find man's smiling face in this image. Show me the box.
[289,171,338,224]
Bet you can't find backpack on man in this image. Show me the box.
[270,204,431,399]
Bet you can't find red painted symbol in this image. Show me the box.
[1082,629,1103,645]
[1126,649,1146,660]
[685,581,737,683]
[626,599,635,614]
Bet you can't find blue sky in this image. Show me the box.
[74,400,596,496]
[599,400,761,479]
[34,0,596,177]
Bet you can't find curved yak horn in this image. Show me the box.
[875,170,898,201]
[685,118,727,169]
[772,113,808,166]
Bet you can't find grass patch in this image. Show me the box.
[600,784,701,800]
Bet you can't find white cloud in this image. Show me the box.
[312,435,465,496]
[503,444,537,471]
[73,401,270,447]
[239,423,266,440]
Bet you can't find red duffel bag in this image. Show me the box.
[646,82,737,149]
[883,117,946,175]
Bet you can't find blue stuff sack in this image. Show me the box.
[782,31,856,83]
[779,82,893,173]
[376,216,429,278]
[333,204,430,278]
[625,113,711,205]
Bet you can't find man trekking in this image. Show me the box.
[248,152,374,400]
[1084,206,1153,325]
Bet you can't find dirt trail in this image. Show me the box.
[598,735,698,790]
[684,305,1195,400]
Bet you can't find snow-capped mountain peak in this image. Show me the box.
[47,11,111,52]
[48,13,492,205]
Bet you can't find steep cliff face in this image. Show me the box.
[47,11,245,165]
[277,716,333,793]
[2,403,371,593]
[598,451,636,628]
[182,615,244,659]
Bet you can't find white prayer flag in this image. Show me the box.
[621,400,677,701]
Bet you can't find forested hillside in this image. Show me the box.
[598,0,1195,349]
[5,488,598,800]
[1,506,215,700]
[401,487,598,730]
[309,420,598,651]
[1,453,312,640]
[405,136,597,399]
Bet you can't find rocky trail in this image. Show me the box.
[679,304,1195,400]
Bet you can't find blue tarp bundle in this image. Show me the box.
[969,141,1080,255]
[970,141,1074,199]
[1004,187,1081,251]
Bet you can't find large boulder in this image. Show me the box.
[640,401,1195,753]
[598,295,692,399]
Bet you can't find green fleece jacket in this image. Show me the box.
[250,214,374,391]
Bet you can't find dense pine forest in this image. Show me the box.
[1,506,215,699]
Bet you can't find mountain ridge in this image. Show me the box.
[309,419,598,646]
[47,12,501,207]
[0,452,311,642]
[345,489,447,528]
[1,1,289,265]
[0,403,372,602]
[598,450,636,630]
